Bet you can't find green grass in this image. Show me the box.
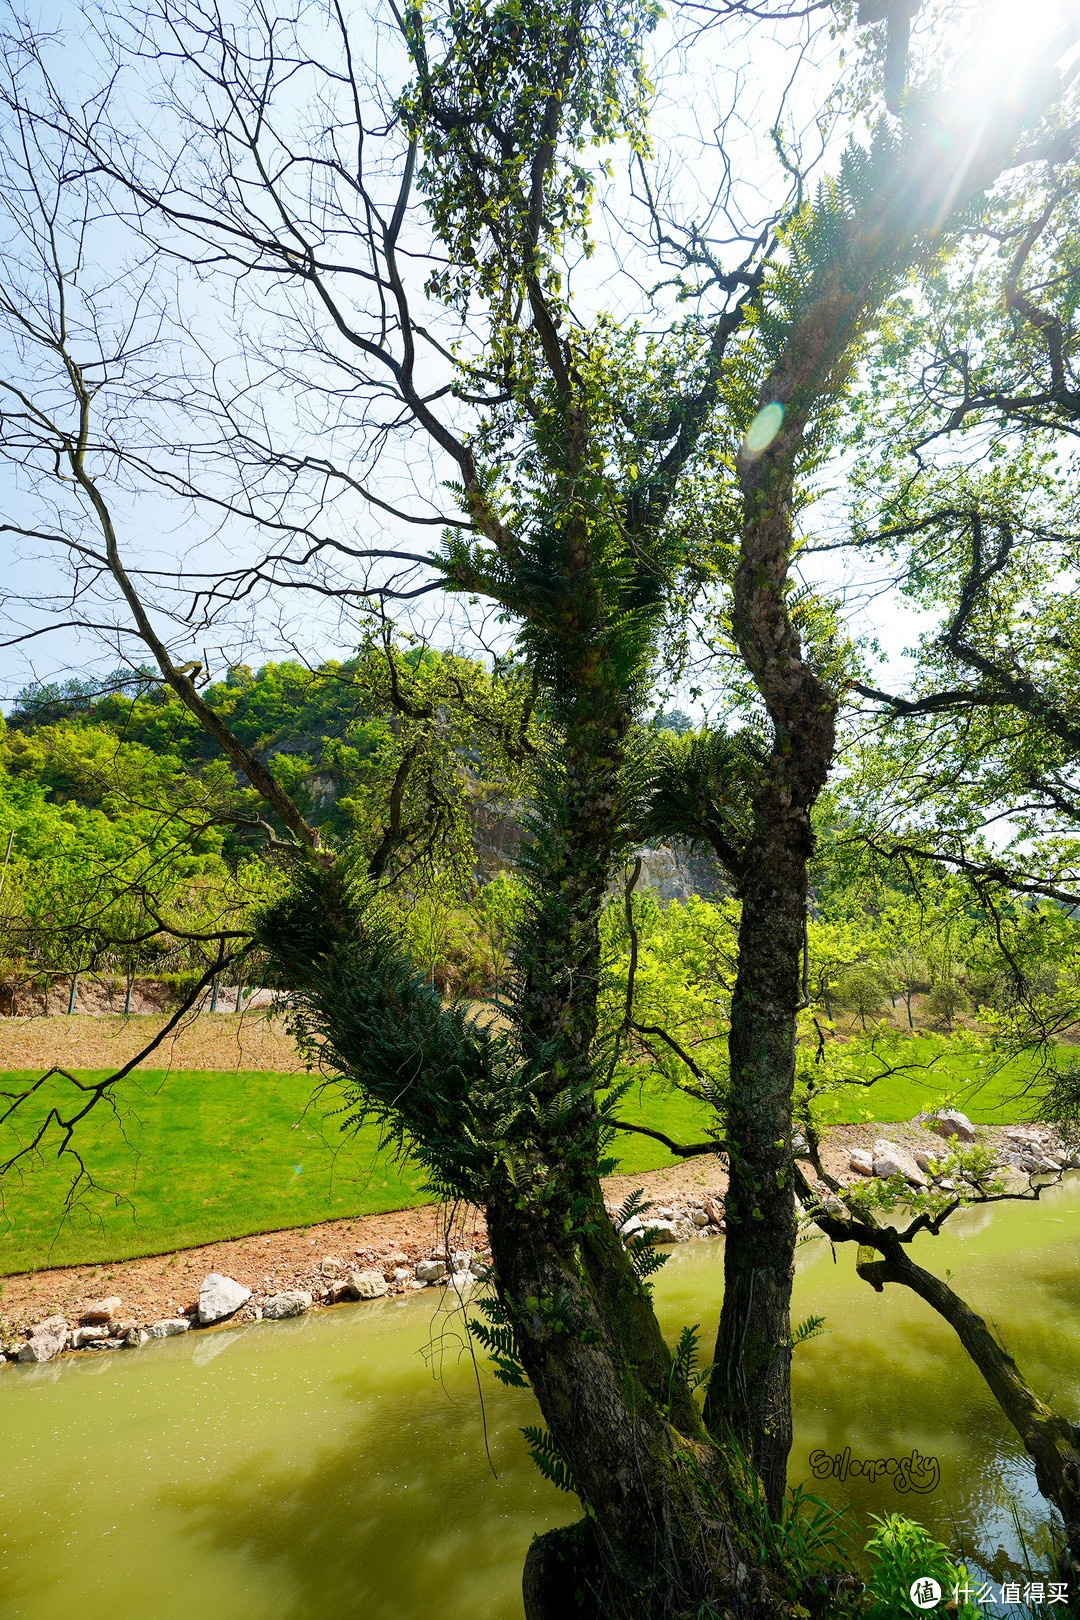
[0,1036,1050,1274]
[812,1033,1048,1125]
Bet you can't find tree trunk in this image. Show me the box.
[706,852,804,1511]
[503,701,765,1614]
[704,376,838,1510]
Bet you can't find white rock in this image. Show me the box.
[347,1269,388,1300]
[198,1273,252,1325]
[147,1318,191,1338]
[73,1325,111,1349]
[792,1131,809,1156]
[702,1198,724,1227]
[644,1217,693,1244]
[849,1149,874,1176]
[913,1109,975,1142]
[872,1139,928,1187]
[912,1148,940,1172]
[80,1296,122,1325]
[319,1256,343,1276]
[451,1251,472,1273]
[16,1316,68,1363]
[690,1209,710,1227]
[262,1291,312,1319]
[392,1268,410,1283]
[619,1215,644,1238]
[416,1259,446,1283]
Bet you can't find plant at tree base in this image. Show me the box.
[862,1514,980,1620]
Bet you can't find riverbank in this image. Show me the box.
[2,1117,1072,1354]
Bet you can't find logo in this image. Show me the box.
[808,1446,940,1493]
[909,1576,942,1610]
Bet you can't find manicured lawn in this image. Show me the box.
[0,1037,1048,1273]
[813,1034,1047,1125]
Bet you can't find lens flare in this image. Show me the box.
[742,402,784,459]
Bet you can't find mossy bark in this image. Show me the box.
[704,409,838,1512]
[498,687,765,1615]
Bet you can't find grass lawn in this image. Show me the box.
[811,1033,1048,1125]
[0,1036,1048,1274]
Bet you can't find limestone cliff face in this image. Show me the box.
[469,790,726,902]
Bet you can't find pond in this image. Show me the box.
[2,1177,1078,1619]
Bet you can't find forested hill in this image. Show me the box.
[4,658,390,845]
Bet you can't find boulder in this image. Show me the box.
[415,1259,446,1284]
[690,1209,710,1228]
[451,1251,472,1273]
[347,1269,388,1301]
[319,1256,343,1276]
[792,1131,810,1157]
[1002,1126,1043,1144]
[262,1291,311,1320]
[702,1198,725,1228]
[849,1149,874,1176]
[912,1148,940,1173]
[913,1109,975,1142]
[147,1318,191,1338]
[198,1274,252,1325]
[470,1254,492,1279]
[123,1328,149,1348]
[872,1139,927,1187]
[618,1215,644,1238]
[72,1325,111,1349]
[16,1316,69,1363]
[391,1268,410,1283]
[644,1217,694,1244]
[81,1296,122,1325]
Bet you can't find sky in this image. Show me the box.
[0,0,1071,715]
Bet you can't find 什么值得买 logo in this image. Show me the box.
[808,1446,940,1493]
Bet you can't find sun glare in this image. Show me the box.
[966,0,1080,98]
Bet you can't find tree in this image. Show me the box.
[0,0,1076,1612]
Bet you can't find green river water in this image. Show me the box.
[2,1177,1079,1619]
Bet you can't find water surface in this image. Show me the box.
[2,1178,1078,1618]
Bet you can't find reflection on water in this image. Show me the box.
[1,1178,1078,1619]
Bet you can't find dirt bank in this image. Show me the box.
[1,1118,1060,1350]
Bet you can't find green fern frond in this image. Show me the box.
[521,1425,574,1493]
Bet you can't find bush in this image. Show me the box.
[924,980,970,1031]
[863,1514,980,1619]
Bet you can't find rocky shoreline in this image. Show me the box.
[2,1116,1075,1365]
